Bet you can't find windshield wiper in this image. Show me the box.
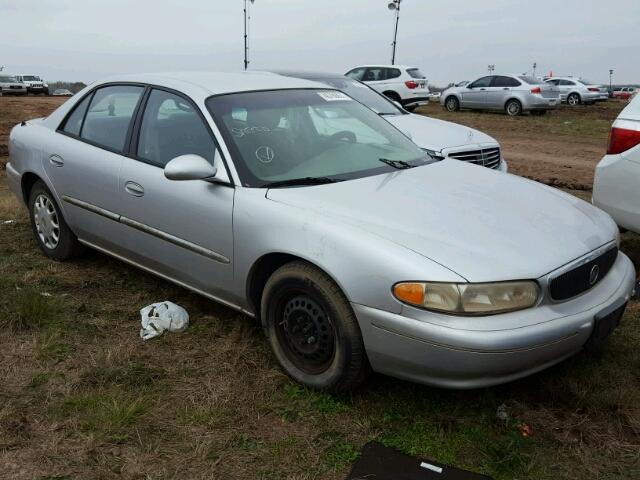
[379,158,415,170]
[263,176,342,188]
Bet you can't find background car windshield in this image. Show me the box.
[318,78,402,115]
[0,76,18,82]
[207,89,429,187]
[406,68,426,79]
[21,76,40,81]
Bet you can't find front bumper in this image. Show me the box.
[402,96,430,107]
[353,252,635,389]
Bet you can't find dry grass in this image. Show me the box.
[0,96,639,479]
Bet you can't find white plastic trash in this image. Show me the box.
[139,301,189,340]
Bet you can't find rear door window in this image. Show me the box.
[363,68,385,81]
[406,68,426,79]
[81,85,144,152]
[136,89,217,167]
[493,76,521,87]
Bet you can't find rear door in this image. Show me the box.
[43,84,144,252]
[116,87,235,299]
[460,76,493,108]
[486,76,520,109]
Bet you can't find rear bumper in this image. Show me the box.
[6,162,23,205]
[353,253,635,389]
[593,153,640,233]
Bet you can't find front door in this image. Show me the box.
[460,76,493,108]
[116,88,235,300]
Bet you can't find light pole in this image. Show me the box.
[532,62,537,78]
[243,0,255,70]
[388,0,402,65]
[609,69,614,92]
[488,64,495,74]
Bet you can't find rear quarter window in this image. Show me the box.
[406,68,426,79]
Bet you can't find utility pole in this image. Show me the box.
[388,0,402,65]
[243,0,255,70]
[609,69,614,91]
[488,64,495,74]
[532,62,537,78]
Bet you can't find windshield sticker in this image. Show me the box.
[317,91,352,102]
[255,145,275,164]
[232,126,271,138]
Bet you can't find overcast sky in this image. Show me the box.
[1,0,638,86]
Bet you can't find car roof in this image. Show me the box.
[268,70,347,81]
[91,71,330,101]
[348,65,417,70]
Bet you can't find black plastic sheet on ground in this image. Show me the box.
[347,442,493,480]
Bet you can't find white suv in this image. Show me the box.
[14,74,49,95]
[345,65,430,111]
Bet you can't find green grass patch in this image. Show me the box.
[283,383,352,415]
[0,287,63,330]
[322,440,359,472]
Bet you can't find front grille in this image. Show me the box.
[549,247,618,301]
[447,147,501,169]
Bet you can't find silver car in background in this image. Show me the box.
[441,74,560,116]
[6,72,635,392]
[544,77,606,105]
[0,75,28,96]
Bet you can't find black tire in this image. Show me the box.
[28,180,83,261]
[530,110,547,116]
[567,93,581,106]
[404,104,417,112]
[505,99,522,116]
[444,96,460,112]
[261,261,370,392]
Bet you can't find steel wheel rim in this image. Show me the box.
[568,95,578,105]
[275,293,336,374]
[34,194,60,249]
[507,102,520,115]
[446,98,457,111]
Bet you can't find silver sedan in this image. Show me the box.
[441,74,560,116]
[7,72,635,391]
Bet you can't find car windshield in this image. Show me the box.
[312,77,402,116]
[0,76,18,82]
[518,76,543,85]
[21,76,41,81]
[407,68,426,79]
[207,89,431,188]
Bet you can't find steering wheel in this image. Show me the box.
[328,130,356,144]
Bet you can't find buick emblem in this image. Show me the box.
[589,264,600,286]
[255,146,275,164]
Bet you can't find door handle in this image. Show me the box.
[125,181,144,197]
[502,88,510,90]
[49,155,64,167]
[480,88,486,91]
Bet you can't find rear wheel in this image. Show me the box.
[262,261,370,392]
[28,180,83,261]
[567,93,581,106]
[445,96,460,112]
[505,99,522,116]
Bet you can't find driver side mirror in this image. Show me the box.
[467,84,474,89]
[164,154,218,181]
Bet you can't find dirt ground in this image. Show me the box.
[1,96,639,480]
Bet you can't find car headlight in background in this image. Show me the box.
[393,281,539,315]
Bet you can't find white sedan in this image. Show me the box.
[593,94,640,232]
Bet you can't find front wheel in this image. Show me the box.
[505,99,522,116]
[445,96,460,112]
[28,180,83,261]
[261,261,370,392]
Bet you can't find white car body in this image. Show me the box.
[593,94,640,233]
[345,65,430,109]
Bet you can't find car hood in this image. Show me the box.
[386,114,496,152]
[266,160,616,282]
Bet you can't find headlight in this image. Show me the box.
[43,83,48,87]
[393,281,539,315]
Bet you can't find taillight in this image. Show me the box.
[607,124,640,154]
[530,87,541,94]
[588,87,600,92]
[405,80,418,89]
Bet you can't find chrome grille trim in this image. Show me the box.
[447,147,501,169]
